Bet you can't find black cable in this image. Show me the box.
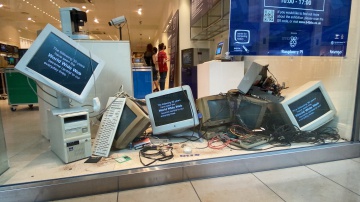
[139,145,174,166]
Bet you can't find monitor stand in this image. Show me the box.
[51,93,88,115]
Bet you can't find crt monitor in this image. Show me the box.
[113,98,151,149]
[196,94,233,127]
[0,44,6,52]
[214,39,229,60]
[145,85,199,135]
[280,80,336,131]
[181,48,194,68]
[235,96,268,130]
[15,23,105,104]
[237,60,268,94]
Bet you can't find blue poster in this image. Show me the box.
[229,0,352,56]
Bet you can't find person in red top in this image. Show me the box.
[157,43,168,90]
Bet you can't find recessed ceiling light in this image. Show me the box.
[94,18,99,23]
[0,4,3,8]
[27,17,32,20]
[86,9,89,13]
[82,6,86,9]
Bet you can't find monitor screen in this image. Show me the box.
[215,42,223,55]
[196,94,233,127]
[181,48,194,68]
[0,44,6,52]
[113,98,150,149]
[8,45,15,54]
[235,96,268,129]
[281,80,336,131]
[15,23,104,104]
[145,85,199,135]
[229,0,352,56]
[6,45,13,53]
[6,57,15,66]
[214,40,229,60]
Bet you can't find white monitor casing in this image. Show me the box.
[280,80,336,131]
[145,85,199,135]
[15,23,104,104]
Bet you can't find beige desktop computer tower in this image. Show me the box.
[48,111,91,163]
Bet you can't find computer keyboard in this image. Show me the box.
[92,97,126,157]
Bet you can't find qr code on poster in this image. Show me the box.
[263,9,275,22]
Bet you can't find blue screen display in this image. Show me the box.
[229,0,352,56]
[288,88,330,127]
[215,42,223,55]
[27,33,99,95]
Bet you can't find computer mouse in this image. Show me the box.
[183,146,192,154]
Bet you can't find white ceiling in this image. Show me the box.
[0,0,170,52]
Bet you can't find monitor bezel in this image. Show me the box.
[215,42,224,56]
[196,94,233,127]
[145,85,199,135]
[0,43,6,53]
[113,98,150,149]
[236,96,268,129]
[281,80,336,131]
[181,48,194,68]
[15,23,104,104]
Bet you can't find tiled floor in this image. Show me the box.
[55,158,360,202]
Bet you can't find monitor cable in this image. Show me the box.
[139,145,174,166]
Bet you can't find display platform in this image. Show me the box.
[0,99,347,186]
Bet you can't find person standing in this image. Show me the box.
[152,47,160,92]
[143,43,153,66]
[157,43,168,90]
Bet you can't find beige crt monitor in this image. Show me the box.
[196,94,233,127]
[112,98,150,149]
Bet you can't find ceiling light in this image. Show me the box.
[86,9,89,13]
[27,17,32,20]
[137,8,142,15]
[0,4,3,8]
[82,6,86,9]
[94,18,99,23]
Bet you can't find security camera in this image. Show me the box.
[108,16,126,26]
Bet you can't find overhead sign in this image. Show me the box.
[229,0,352,56]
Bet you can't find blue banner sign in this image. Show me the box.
[229,0,352,56]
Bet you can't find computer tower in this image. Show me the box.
[181,48,209,99]
[48,111,91,163]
